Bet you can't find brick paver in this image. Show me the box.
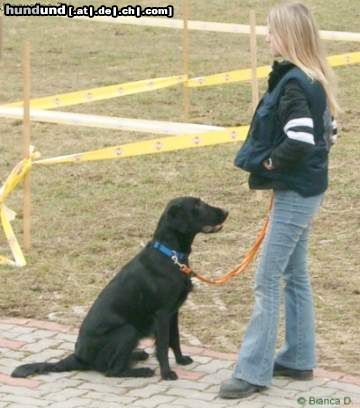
[0,317,359,408]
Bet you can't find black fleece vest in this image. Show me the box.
[234,67,332,197]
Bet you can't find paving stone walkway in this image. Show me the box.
[0,317,359,408]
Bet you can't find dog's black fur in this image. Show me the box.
[12,197,228,381]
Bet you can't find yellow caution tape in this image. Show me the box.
[0,159,32,205]
[0,152,35,267]
[2,52,359,111]
[187,51,360,88]
[34,126,249,165]
[0,204,26,267]
[187,65,271,88]
[2,75,187,110]
[327,51,360,66]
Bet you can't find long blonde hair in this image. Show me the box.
[268,2,340,116]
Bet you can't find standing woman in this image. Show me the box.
[220,2,339,399]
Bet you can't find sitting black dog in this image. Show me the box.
[12,197,228,381]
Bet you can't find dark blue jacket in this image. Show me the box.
[235,63,333,197]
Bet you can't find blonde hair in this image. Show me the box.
[268,2,340,115]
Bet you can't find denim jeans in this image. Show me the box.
[233,189,324,386]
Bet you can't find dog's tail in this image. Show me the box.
[11,353,87,378]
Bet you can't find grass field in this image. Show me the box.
[0,0,359,376]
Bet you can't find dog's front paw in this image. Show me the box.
[132,350,150,361]
[161,370,178,381]
[137,368,155,377]
[176,355,193,365]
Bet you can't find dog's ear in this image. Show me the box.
[167,204,189,234]
[167,203,181,219]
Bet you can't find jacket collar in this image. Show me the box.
[268,60,296,92]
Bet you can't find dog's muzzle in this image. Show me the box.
[202,224,224,233]
[202,209,228,233]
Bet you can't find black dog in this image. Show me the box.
[12,197,228,381]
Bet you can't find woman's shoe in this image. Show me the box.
[273,363,313,380]
[219,378,265,399]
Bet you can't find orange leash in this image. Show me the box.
[180,195,274,285]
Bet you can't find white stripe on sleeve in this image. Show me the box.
[284,117,314,133]
[287,131,315,145]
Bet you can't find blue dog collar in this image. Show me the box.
[151,241,187,263]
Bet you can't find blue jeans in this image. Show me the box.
[233,189,324,386]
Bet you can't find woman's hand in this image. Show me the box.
[262,158,274,170]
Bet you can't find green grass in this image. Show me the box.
[0,1,359,375]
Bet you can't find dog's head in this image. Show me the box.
[164,196,228,235]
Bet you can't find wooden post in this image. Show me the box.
[182,0,190,121]
[23,41,31,250]
[249,11,259,113]
[249,11,262,201]
[0,16,3,59]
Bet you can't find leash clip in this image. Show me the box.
[171,253,183,268]
[171,252,192,276]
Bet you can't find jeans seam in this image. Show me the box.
[258,286,276,383]
[294,279,302,369]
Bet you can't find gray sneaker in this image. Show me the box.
[219,378,265,399]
